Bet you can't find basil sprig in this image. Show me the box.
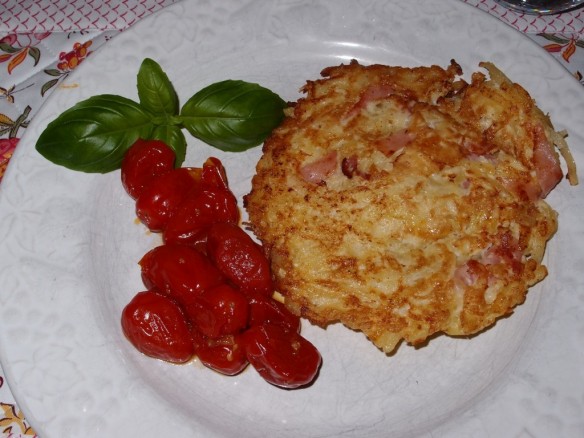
[36,58,286,173]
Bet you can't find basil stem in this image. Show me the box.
[151,124,187,167]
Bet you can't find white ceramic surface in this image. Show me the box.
[0,1,583,437]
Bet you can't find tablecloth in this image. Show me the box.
[0,0,583,436]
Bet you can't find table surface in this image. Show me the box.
[0,0,583,436]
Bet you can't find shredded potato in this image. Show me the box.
[245,60,574,354]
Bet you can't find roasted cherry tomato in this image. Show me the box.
[192,329,248,376]
[163,187,240,246]
[135,167,200,232]
[139,244,225,307]
[121,290,195,364]
[242,323,321,389]
[206,222,273,295]
[201,157,230,191]
[186,283,249,338]
[247,292,301,333]
[121,139,176,199]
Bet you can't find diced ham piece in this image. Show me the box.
[341,155,358,179]
[345,83,396,120]
[462,137,494,156]
[500,175,542,202]
[455,232,524,288]
[376,130,416,155]
[532,124,562,198]
[480,232,523,275]
[299,151,338,184]
[360,83,396,102]
[499,124,562,201]
[341,155,371,180]
[453,260,486,287]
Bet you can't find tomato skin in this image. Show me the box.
[187,283,249,338]
[192,329,248,376]
[163,187,240,246]
[121,290,195,364]
[121,139,176,199]
[242,323,322,389]
[139,244,225,307]
[201,157,230,191]
[135,168,201,232]
[206,222,273,295]
[247,292,301,333]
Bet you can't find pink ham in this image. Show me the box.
[376,130,416,155]
[299,151,338,184]
[453,259,487,287]
[462,137,495,156]
[499,124,562,201]
[532,124,562,198]
[341,155,359,179]
[455,232,524,288]
[500,176,542,202]
[345,83,396,120]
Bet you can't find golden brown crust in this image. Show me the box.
[244,60,566,354]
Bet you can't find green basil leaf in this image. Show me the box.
[150,124,187,167]
[180,80,286,152]
[36,94,154,173]
[137,58,179,119]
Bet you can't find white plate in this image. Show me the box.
[1,1,583,437]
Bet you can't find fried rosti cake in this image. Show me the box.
[244,60,577,354]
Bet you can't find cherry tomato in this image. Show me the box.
[139,244,225,307]
[121,290,195,364]
[201,157,230,191]
[206,223,273,295]
[242,323,322,389]
[192,329,248,376]
[135,167,200,232]
[121,139,176,199]
[163,187,240,246]
[247,292,301,333]
[186,283,249,338]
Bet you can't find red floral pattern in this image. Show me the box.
[0,137,19,182]
[41,40,93,96]
[542,33,584,62]
[0,33,49,75]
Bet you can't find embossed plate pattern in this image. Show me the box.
[0,1,583,437]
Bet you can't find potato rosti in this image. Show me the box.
[244,60,576,354]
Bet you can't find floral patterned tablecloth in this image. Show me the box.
[0,0,583,436]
